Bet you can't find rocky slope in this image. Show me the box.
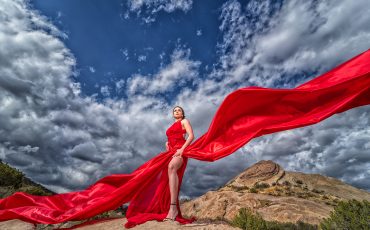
[181,160,370,225]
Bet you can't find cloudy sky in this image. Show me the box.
[0,0,369,199]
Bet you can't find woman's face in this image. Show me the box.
[173,107,183,119]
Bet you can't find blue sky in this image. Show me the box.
[0,0,369,198]
[32,0,224,101]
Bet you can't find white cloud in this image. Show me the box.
[57,11,62,19]
[120,48,129,60]
[125,0,193,23]
[126,48,201,95]
[88,66,96,73]
[127,0,192,13]
[100,85,111,97]
[115,79,126,93]
[254,0,370,76]
[18,145,39,153]
[212,0,370,88]
[137,54,147,62]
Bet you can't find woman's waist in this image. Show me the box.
[167,135,186,141]
[168,138,185,146]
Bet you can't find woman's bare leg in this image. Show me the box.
[165,156,183,219]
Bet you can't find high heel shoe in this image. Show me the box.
[163,203,178,222]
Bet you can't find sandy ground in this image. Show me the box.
[0,218,239,230]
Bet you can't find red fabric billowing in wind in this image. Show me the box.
[0,49,370,228]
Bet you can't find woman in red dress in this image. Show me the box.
[163,106,194,222]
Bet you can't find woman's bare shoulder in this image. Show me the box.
[181,118,191,124]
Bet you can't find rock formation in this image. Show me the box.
[181,160,370,225]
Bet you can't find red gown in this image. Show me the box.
[124,119,196,227]
[0,49,370,228]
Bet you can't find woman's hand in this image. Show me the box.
[165,142,169,151]
[173,148,183,158]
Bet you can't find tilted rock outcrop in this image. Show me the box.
[181,160,370,225]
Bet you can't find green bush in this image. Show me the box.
[231,207,267,230]
[282,181,291,186]
[21,186,52,196]
[312,188,324,194]
[295,179,303,184]
[89,211,111,220]
[0,162,24,188]
[320,199,370,230]
[87,209,124,221]
[249,187,258,193]
[231,207,317,230]
[254,182,270,189]
[230,185,249,192]
[267,221,318,230]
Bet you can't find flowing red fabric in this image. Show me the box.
[0,49,370,228]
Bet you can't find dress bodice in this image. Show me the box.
[166,120,186,151]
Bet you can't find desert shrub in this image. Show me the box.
[254,182,270,189]
[231,208,267,230]
[230,185,249,192]
[295,179,303,184]
[115,205,128,216]
[282,181,291,186]
[267,221,318,229]
[333,198,340,204]
[297,193,306,199]
[320,199,370,230]
[249,187,258,193]
[21,186,52,196]
[285,191,294,196]
[86,209,126,222]
[231,207,317,230]
[305,192,315,198]
[88,211,112,220]
[259,199,272,207]
[312,188,324,194]
[325,201,334,206]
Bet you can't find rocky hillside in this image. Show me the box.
[181,160,370,226]
[0,159,56,199]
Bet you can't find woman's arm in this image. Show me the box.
[165,141,169,151]
[179,119,194,151]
